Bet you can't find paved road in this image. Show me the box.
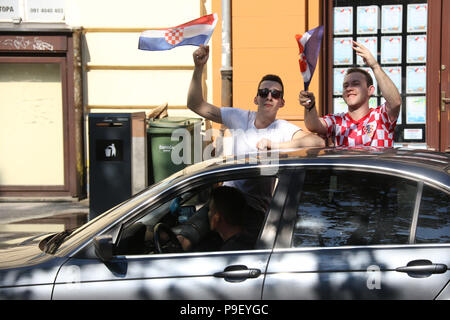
[0,199,89,224]
[0,199,89,248]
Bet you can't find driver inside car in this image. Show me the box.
[177,186,257,252]
[174,176,274,252]
[116,183,261,255]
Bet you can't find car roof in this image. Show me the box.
[184,146,447,170]
[180,147,450,189]
[280,147,449,170]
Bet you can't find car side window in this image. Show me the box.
[292,169,417,248]
[115,177,278,255]
[415,185,450,244]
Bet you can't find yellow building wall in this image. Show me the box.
[66,0,216,174]
[67,0,214,118]
[212,0,322,131]
[0,63,65,186]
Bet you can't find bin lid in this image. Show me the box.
[148,117,202,129]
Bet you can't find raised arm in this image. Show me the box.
[187,45,223,124]
[352,41,402,121]
[299,91,328,135]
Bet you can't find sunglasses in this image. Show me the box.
[257,88,283,99]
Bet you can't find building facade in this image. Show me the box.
[0,0,447,198]
[210,0,448,151]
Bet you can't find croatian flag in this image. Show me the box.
[295,25,324,91]
[139,13,218,51]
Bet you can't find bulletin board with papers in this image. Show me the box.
[331,0,428,145]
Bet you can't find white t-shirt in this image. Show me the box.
[220,107,301,212]
[221,107,301,155]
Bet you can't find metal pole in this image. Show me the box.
[221,0,232,108]
[217,0,233,156]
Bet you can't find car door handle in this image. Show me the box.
[396,259,448,278]
[214,265,261,282]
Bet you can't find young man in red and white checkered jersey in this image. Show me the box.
[299,41,402,147]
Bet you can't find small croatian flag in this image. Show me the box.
[139,13,218,51]
[295,26,324,91]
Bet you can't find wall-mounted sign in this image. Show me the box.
[407,66,427,94]
[333,68,347,95]
[407,35,427,63]
[381,5,403,34]
[406,96,426,124]
[356,37,377,65]
[25,0,65,22]
[357,6,379,34]
[0,0,20,21]
[334,7,353,35]
[383,67,402,93]
[407,4,427,33]
[381,36,402,64]
[334,37,353,65]
[404,128,423,140]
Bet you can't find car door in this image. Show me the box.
[52,170,292,300]
[263,167,450,299]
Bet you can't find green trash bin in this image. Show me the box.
[147,117,202,184]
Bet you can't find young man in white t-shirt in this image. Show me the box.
[176,45,324,251]
[187,45,325,153]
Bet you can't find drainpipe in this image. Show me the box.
[220,0,233,156]
[221,0,232,108]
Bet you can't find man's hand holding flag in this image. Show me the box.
[295,25,324,92]
[139,13,218,51]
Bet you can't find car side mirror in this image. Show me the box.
[94,235,114,262]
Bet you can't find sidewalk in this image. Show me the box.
[0,198,89,247]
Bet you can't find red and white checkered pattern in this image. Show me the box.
[323,104,397,147]
[164,27,184,45]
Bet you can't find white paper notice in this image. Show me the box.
[407,66,426,94]
[406,96,426,124]
[407,4,428,33]
[382,5,403,34]
[381,36,402,64]
[26,0,65,22]
[0,0,20,21]
[407,35,427,63]
[404,129,423,140]
[334,38,353,65]
[334,98,348,114]
[382,67,402,93]
[357,37,378,65]
[334,7,353,35]
[333,68,347,95]
[357,6,379,34]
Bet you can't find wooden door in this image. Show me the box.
[440,0,450,152]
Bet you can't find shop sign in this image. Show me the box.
[0,0,20,21]
[25,0,65,22]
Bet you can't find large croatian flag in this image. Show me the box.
[139,14,218,51]
[295,26,324,91]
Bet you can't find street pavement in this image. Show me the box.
[0,198,89,248]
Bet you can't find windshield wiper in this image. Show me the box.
[44,228,75,254]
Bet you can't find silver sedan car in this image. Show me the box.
[0,147,449,300]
